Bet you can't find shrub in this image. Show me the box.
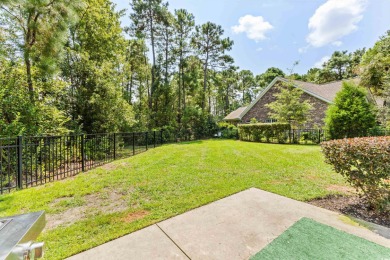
[325,81,377,140]
[180,107,218,140]
[218,122,238,139]
[238,123,291,143]
[321,136,390,212]
[299,130,324,144]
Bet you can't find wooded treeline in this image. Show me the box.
[0,0,389,137]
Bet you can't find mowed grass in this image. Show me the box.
[0,140,349,259]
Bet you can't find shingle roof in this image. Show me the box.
[224,77,367,121]
[224,106,247,120]
[237,77,358,121]
[288,79,339,102]
[290,77,360,103]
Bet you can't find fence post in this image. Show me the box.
[146,132,148,151]
[81,134,85,172]
[133,132,135,156]
[292,130,295,144]
[17,136,23,189]
[154,131,156,148]
[160,130,163,145]
[318,129,321,144]
[113,133,116,160]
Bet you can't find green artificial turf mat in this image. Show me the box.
[251,217,390,260]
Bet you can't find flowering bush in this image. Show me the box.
[321,136,390,212]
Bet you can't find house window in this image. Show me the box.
[264,118,277,123]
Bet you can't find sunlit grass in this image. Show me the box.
[0,140,348,259]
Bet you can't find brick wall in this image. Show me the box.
[241,82,329,128]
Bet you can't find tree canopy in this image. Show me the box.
[0,0,388,137]
[266,81,313,128]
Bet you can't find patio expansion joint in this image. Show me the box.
[155,223,192,260]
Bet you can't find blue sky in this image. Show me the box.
[112,0,390,75]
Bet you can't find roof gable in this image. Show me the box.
[239,77,345,120]
[224,106,247,121]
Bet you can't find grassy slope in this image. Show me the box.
[0,140,348,259]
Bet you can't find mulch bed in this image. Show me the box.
[308,195,390,228]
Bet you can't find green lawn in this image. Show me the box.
[0,140,349,259]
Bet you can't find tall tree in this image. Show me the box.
[360,30,390,95]
[255,67,285,90]
[237,70,255,105]
[215,66,238,117]
[61,0,134,133]
[122,39,149,106]
[302,68,320,83]
[192,22,233,112]
[129,0,168,118]
[173,9,195,124]
[325,50,351,80]
[0,0,83,101]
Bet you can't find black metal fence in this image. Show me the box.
[238,128,328,144]
[239,128,390,144]
[289,129,328,144]
[0,131,165,194]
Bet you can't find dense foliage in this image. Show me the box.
[299,49,365,84]
[238,123,291,143]
[0,1,388,137]
[266,81,313,128]
[322,137,390,212]
[218,122,238,139]
[360,31,390,128]
[325,81,377,139]
[0,0,267,137]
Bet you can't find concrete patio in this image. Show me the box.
[67,188,390,260]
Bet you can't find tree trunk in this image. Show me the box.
[182,64,186,109]
[24,50,34,102]
[149,10,156,116]
[178,61,182,124]
[164,28,169,86]
[129,73,133,104]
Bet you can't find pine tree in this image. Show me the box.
[325,81,377,139]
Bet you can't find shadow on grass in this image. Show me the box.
[173,138,239,145]
[174,140,204,145]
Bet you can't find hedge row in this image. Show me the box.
[238,123,291,143]
[321,136,390,212]
[218,122,238,139]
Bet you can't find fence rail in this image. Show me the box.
[238,128,390,144]
[0,131,165,194]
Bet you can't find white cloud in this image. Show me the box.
[232,15,273,42]
[332,41,343,46]
[306,0,367,47]
[298,45,310,53]
[314,56,330,68]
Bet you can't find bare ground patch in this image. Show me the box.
[326,184,356,195]
[46,189,134,230]
[121,210,150,223]
[101,162,132,171]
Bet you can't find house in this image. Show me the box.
[223,77,370,128]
